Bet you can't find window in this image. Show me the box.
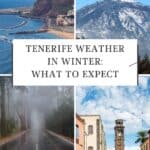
[76,125,79,139]
[88,146,93,150]
[88,125,93,134]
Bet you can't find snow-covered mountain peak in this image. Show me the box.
[77,1,150,57]
[112,0,137,2]
[103,0,137,2]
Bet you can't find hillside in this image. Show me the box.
[77,0,150,57]
[32,0,73,17]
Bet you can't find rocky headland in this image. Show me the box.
[31,0,74,38]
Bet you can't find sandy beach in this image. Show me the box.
[47,28,74,39]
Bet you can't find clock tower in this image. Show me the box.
[114,119,124,150]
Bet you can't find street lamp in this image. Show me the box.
[84,131,89,150]
[148,130,150,150]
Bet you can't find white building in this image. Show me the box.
[80,115,106,150]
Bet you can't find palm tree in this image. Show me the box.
[135,130,148,144]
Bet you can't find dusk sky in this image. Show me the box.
[76,77,150,150]
[77,0,150,10]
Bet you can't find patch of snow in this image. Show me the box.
[112,0,137,2]
[121,8,144,24]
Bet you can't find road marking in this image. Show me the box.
[36,144,38,150]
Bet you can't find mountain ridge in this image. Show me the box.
[77,0,150,57]
[32,0,73,17]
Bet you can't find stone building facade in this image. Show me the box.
[140,130,150,150]
[114,119,124,150]
[78,115,106,150]
[141,139,149,150]
[76,114,85,150]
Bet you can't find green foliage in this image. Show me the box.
[0,119,17,137]
[46,97,74,138]
[53,5,72,14]
[0,77,27,138]
[6,119,17,134]
[135,130,148,144]
[139,54,150,74]
[0,77,7,137]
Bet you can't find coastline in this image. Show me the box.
[0,10,74,39]
[47,28,74,39]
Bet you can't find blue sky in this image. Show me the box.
[0,0,36,9]
[77,0,150,10]
[76,77,150,150]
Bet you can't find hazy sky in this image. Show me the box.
[77,0,150,10]
[76,77,150,150]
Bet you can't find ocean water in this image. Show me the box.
[0,0,36,9]
[0,0,61,74]
[0,14,60,74]
[0,41,11,73]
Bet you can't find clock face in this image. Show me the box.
[117,132,122,136]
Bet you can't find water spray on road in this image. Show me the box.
[31,110,45,146]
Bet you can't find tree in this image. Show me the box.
[0,78,28,137]
[46,87,74,138]
[15,86,28,130]
[0,78,7,136]
[135,130,148,144]
[139,54,150,74]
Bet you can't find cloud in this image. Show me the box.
[108,146,139,150]
[125,146,140,150]
[139,77,148,89]
[76,77,150,135]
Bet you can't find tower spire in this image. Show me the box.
[114,119,125,150]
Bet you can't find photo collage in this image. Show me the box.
[0,0,150,150]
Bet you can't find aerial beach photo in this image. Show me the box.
[0,0,74,74]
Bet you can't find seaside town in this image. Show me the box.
[0,0,74,39]
[0,0,74,74]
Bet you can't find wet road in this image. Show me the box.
[0,130,74,150]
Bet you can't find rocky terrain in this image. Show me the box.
[32,0,73,17]
[30,0,74,32]
[77,0,150,57]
